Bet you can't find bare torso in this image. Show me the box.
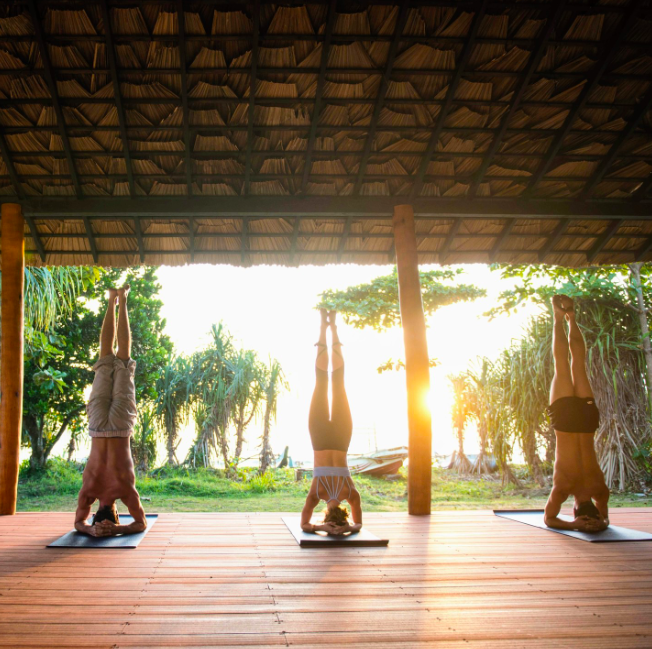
[80,438,137,503]
[75,438,146,535]
[552,431,608,504]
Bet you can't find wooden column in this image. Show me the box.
[393,204,432,515]
[0,203,24,515]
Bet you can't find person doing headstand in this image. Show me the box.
[544,295,609,533]
[301,309,362,536]
[74,285,147,537]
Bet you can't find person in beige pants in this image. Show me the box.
[74,285,147,537]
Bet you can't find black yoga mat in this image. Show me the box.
[282,516,389,547]
[494,509,652,543]
[47,514,158,548]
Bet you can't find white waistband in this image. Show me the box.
[313,466,351,478]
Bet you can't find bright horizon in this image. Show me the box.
[43,262,541,465]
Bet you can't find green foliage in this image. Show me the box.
[131,405,159,472]
[474,264,652,489]
[21,266,172,469]
[377,357,438,373]
[317,267,486,331]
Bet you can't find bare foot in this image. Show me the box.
[328,310,337,327]
[118,284,130,301]
[320,308,328,328]
[107,287,118,304]
[551,294,573,318]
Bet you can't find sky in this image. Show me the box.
[147,262,539,465]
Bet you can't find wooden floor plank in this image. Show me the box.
[0,511,650,646]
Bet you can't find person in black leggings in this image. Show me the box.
[300,309,362,536]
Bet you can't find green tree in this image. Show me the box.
[318,267,485,331]
[259,359,287,473]
[448,374,472,474]
[22,266,173,469]
[486,264,652,489]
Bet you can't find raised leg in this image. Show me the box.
[550,296,574,404]
[309,310,331,440]
[567,310,593,399]
[100,288,118,358]
[116,285,131,362]
[329,312,352,440]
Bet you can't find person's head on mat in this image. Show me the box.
[322,503,349,527]
[301,309,363,537]
[92,503,119,526]
[74,285,148,539]
[543,295,610,535]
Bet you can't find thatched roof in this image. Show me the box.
[0,0,651,267]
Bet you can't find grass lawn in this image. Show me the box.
[16,460,652,512]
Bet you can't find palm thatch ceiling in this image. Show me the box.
[0,0,651,267]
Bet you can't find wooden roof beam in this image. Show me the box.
[538,220,570,262]
[353,4,410,196]
[300,0,337,196]
[243,0,260,197]
[633,172,652,202]
[635,235,652,262]
[337,216,353,262]
[488,218,515,262]
[83,217,98,263]
[586,220,621,263]
[189,216,195,263]
[241,216,249,266]
[289,217,301,265]
[439,219,463,264]
[524,0,642,197]
[133,217,144,264]
[27,0,81,199]
[100,0,135,198]
[177,0,192,197]
[581,85,652,199]
[471,0,567,196]
[410,0,489,199]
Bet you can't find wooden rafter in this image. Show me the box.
[524,0,642,196]
[300,0,337,196]
[189,216,195,263]
[243,0,260,197]
[538,220,570,262]
[439,219,463,263]
[586,220,621,263]
[488,218,515,262]
[241,216,249,266]
[177,0,192,197]
[471,0,567,196]
[633,173,652,202]
[337,216,353,262]
[353,3,410,196]
[635,235,652,262]
[100,0,135,198]
[133,217,144,264]
[24,216,46,263]
[289,217,301,265]
[83,217,98,263]
[410,0,489,199]
[27,0,82,199]
[581,85,652,199]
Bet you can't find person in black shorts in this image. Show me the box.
[544,295,609,533]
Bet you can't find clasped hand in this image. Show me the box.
[573,516,608,533]
[89,520,118,537]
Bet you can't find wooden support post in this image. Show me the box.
[393,204,432,516]
[0,203,25,515]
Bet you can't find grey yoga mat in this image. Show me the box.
[494,509,652,543]
[283,516,389,547]
[47,514,158,548]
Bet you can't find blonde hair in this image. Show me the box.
[322,504,349,526]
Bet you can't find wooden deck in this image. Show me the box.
[1,510,651,648]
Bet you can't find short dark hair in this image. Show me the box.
[92,503,119,525]
[574,500,600,520]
